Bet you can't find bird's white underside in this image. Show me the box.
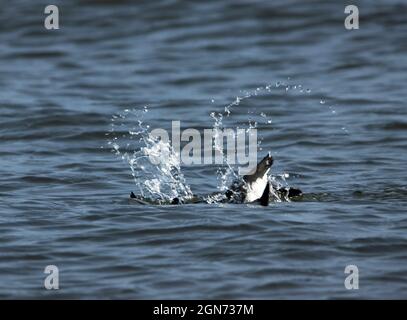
[245,169,270,202]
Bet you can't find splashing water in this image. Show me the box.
[209,81,303,201]
[107,108,193,203]
[108,80,340,204]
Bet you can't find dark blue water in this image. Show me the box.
[1,0,407,299]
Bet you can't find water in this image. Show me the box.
[1,0,407,299]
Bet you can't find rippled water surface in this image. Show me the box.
[1,0,407,299]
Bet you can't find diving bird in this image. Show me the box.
[130,153,302,206]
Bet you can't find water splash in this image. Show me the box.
[107,108,193,203]
[208,80,331,201]
[108,80,341,204]
[209,82,294,200]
